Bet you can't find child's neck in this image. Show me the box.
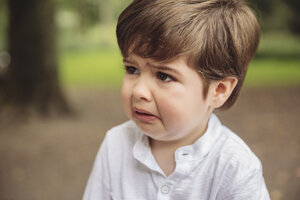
[150,139,177,177]
[149,121,209,177]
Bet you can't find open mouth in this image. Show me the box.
[133,108,159,122]
[135,110,154,116]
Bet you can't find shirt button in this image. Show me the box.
[161,185,170,194]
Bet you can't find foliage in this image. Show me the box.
[256,32,300,59]
[56,0,131,29]
[246,0,273,15]
[283,0,300,34]
[283,0,300,11]
[246,0,299,34]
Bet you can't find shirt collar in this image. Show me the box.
[175,113,222,160]
[133,127,163,173]
[133,114,222,168]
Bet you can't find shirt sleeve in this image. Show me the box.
[221,162,270,200]
[82,134,112,200]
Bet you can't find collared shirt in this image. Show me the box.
[83,114,270,200]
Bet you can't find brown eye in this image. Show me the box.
[157,72,174,82]
[125,66,139,74]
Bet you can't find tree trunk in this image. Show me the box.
[3,0,71,115]
[75,0,87,34]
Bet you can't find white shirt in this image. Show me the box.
[83,114,270,200]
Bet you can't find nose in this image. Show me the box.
[133,78,153,102]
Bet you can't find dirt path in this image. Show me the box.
[0,87,299,200]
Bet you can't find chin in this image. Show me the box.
[137,126,164,139]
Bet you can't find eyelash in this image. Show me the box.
[156,72,175,82]
[124,65,175,82]
[125,66,139,74]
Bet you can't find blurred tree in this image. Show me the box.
[283,0,300,34]
[247,0,293,32]
[99,0,113,24]
[246,0,273,15]
[58,0,100,33]
[75,0,100,33]
[76,0,87,33]
[0,0,7,50]
[1,0,71,115]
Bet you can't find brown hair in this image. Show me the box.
[116,0,260,109]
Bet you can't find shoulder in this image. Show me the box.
[213,125,270,199]
[205,115,261,170]
[208,115,261,172]
[219,126,262,171]
[207,118,263,178]
[211,124,265,190]
[205,115,263,179]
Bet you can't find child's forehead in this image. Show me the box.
[123,53,198,74]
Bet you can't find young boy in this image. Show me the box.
[83,0,270,199]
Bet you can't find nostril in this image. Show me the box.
[133,85,152,102]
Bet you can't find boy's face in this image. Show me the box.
[121,54,214,143]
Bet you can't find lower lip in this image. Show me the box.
[133,111,159,123]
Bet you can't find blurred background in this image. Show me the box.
[0,0,299,199]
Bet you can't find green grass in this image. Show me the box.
[245,59,300,87]
[59,49,124,88]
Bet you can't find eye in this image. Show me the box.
[157,72,174,82]
[125,66,139,74]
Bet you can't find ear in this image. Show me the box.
[210,77,238,109]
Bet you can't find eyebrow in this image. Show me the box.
[148,63,181,76]
[123,58,181,76]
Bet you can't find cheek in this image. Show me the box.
[157,87,206,129]
[157,90,191,126]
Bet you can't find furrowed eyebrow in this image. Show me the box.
[123,57,181,77]
[149,64,180,76]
